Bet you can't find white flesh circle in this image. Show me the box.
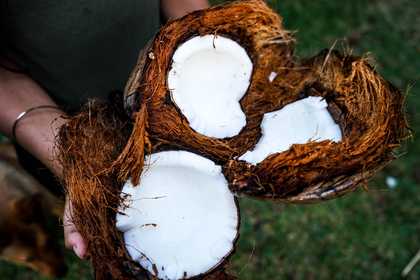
[167,35,253,139]
[239,96,343,164]
[116,151,238,280]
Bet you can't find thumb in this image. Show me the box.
[63,198,87,259]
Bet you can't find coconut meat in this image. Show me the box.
[116,151,238,280]
[167,35,252,138]
[239,96,343,164]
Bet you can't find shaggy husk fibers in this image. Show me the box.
[57,100,147,279]
[58,99,236,279]
[124,0,407,200]
[124,0,299,164]
[58,0,408,279]
[223,50,408,201]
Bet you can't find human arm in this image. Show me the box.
[0,0,209,261]
[0,65,86,259]
[160,0,210,20]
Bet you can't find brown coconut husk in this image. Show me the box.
[57,99,143,279]
[123,0,407,201]
[124,0,302,166]
[58,0,408,279]
[58,99,236,279]
[223,50,408,201]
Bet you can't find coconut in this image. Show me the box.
[116,151,239,279]
[123,0,407,200]
[124,0,297,166]
[58,99,238,279]
[167,35,253,138]
[223,50,408,201]
[58,0,408,279]
[238,96,343,164]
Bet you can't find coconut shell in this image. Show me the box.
[124,0,303,166]
[58,98,238,279]
[58,0,408,279]
[223,50,408,201]
[123,0,407,201]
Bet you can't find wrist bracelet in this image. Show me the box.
[12,105,61,140]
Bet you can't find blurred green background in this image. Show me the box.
[1,0,419,279]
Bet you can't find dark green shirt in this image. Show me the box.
[1,0,159,111]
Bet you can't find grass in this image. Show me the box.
[1,0,419,279]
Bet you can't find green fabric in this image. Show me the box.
[1,0,159,111]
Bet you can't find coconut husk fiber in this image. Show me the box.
[124,0,298,165]
[223,50,408,201]
[57,99,145,279]
[57,0,408,279]
[123,0,408,198]
[57,98,236,279]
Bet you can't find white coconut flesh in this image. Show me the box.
[167,35,253,138]
[116,151,238,280]
[240,96,343,164]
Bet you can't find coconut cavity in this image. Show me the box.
[240,96,343,164]
[116,151,239,280]
[168,35,253,138]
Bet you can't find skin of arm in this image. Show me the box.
[0,0,210,260]
[161,0,209,20]
[0,65,87,258]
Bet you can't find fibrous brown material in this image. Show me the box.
[223,50,408,201]
[124,0,300,165]
[57,100,148,279]
[124,0,407,201]
[58,0,408,279]
[58,100,237,279]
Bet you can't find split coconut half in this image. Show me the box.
[58,1,408,279]
[239,96,343,165]
[168,35,252,138]
[115,96,344,279]
[124,0,296,162]
[116,151,239,279]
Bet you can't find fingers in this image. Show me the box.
[63,198,87,259]
[65,228,87,259]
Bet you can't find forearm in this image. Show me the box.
[161,0,209,20]
[0,66,86,257]
[0,66,66,177]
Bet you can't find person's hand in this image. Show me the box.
[0,64,88,259]
[63,197,87,259]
